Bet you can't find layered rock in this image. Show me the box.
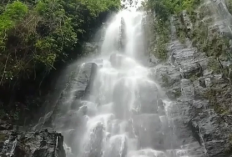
[150,19,232,156]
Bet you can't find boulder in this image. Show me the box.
[74,62,98,100]
[82,122,105,157]
[132,114,164,149]
[0,129,65,157]
[151,65,181,87]
[180,62,203,79]
[104,135,127,157]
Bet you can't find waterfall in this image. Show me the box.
[49,1,205,157]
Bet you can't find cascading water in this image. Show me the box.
[51,1,203,157]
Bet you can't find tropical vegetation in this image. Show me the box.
[0,0,120,123]
[143,0,201,21]
[0,0,120,86]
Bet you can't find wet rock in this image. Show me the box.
[112,78,130,118]
[190,110,232,157]
[166,86,181,100]
[104,135,127,157]
[192,100,209,109]
[151,65,181,87]
[181,79,194,100]
[138,82,161,114]
[119,17,126,51]
[167,38,232,157]
[193,79,209,99]
[61,62,98,101]
[167,41,184,54]
[180,142,206,157]
[172,48,196,65]
[110,53,123,68]
[0,130,65,157]
[75,62,98,99]
[172,117,198,146]
[180,62,203,79]
[83,42,99,54]
[132,114,164,150]
[83,123,105,157]
[54,62,98,120]
[149,54,159,65]
[113,77,163,117]
[84,63,98,98]
[181,10,193,31]
[0,120,13,131]
[199,78,207,88]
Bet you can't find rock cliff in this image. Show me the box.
[149,0,232,156]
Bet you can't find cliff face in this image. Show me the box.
[148,0,232,156]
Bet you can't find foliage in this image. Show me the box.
[163,1,231,65]
[144,0,201,21]
[79,0,120,17]
[143,0,201,61]
[173,14,187,44]
[142,8,171,61]
[155,41,168,61]
[152,20,170,61]
[189,17,230,59]
[0,0,120,86]
[208,58,222,74]
[226,0,232,14]
[203,87,230,115]
[144,0,232,119]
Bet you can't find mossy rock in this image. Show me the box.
[0,132,7,141]
[207,58,221,74]
[225,0,232,14]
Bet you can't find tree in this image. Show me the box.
[0,0,120,86]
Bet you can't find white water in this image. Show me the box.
[52,1,199,157]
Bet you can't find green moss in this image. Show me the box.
[173,88,181,98]
[154,42,168,61]
[169,2,231,63]
[152,20,170,61]
[226,0,232,14]
[189,75,198,82]
[214,105,229,115]
[203,88,230,115]
[228,134,232,149]
[0,133,7,141]
[178,30,186,44]
[173,14,188,44]
[198,5,212,20]
[144,0,202,19]
[208,58,222,74]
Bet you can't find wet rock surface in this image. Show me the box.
[32,61,98,131]
[83,42,100,55]
[151,33,232,156]
[0,120,65,157]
